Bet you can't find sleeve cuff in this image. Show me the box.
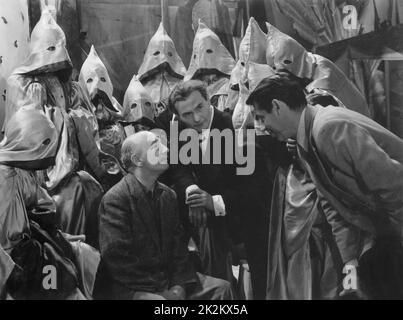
[212,195,226,216]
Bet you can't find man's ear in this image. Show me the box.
[131,154,142,167]
[272,99,283,116]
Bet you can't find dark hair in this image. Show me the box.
[168,80,209,114]
[246,69,308,113]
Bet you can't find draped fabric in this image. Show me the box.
[0,0,30,140]
[50,171,103,249]
[0,107,58,165]
[265,22,370,117]
[0,108,59,292]
[266,164,342,299]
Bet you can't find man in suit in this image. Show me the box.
[246,72,403,299]
[98,131,233,300]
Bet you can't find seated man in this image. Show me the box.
[98,131,233,300]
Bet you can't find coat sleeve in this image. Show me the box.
[98,189,138,290]
[168,190,198,289]
[316,120,403,239]
[318,193,366,263]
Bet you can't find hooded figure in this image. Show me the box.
[3,7,72,130]
[79,45,125,119]
[121,74,156,135]
[265,22,370,116]
[4,9,112,249]
[185,20,235,108]
[232,62,275,131]
[138,22,186,116]
[79,45,127,161]
[230,17,267,91]
[0,108,58,292]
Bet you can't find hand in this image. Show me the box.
[164,285,186,300]
[189,206,208,228]
[286,138,297,159]
[186,188,214,212]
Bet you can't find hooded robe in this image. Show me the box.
[138,22,186,117]
[4,9,106,248]
[265,22,370,117]
[79,45,127,161]
[0,107,58,292]
[230,18,268,123]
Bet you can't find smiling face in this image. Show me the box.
[174,90,212,133]
[252,99,297,142]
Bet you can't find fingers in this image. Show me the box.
[186,194,204,202]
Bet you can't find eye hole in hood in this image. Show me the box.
[206,49,213,54]
[100,77,106,82]
[87,78,93,83]
[284,59,292,65]
[131,103,137,109]
[47,46,56,51]
[153,51,160,56]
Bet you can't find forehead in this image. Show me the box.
[175,91,206,114]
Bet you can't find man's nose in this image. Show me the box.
[193,113,202,123]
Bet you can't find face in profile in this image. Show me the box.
[142,132,169,172]
[252,100,295,142]
[174,91,212,133]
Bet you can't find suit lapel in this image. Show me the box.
[127,174,161,251]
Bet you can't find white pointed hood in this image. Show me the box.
[232,62,275,131]
[185,20,235,81]
[230,17,267,90]
[123,75,155,125]
[265,22,314,78]
[138,22,186,81]
[79,45,124,116]
[14,7,72,75]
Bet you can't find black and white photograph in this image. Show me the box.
[1,0,403,306]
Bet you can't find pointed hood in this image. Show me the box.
[185,20,235,81]
[232,82,251,130]
[232,62,275,131]
[0,107,59,168]
[247,62,276,92]
[265,22,314,78]
[14,7,72,75]
[123,75,155,125]
[231,17,267,90]
[138,22,186,82]
[79,45,124,116]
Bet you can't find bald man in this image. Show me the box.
[97,131,233,300]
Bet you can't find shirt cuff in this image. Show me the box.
[212,195,226,216]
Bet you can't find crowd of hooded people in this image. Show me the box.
[1,6,403,300]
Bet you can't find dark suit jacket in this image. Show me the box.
[98,173,197,299]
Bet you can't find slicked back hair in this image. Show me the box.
[246,69,308,113]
